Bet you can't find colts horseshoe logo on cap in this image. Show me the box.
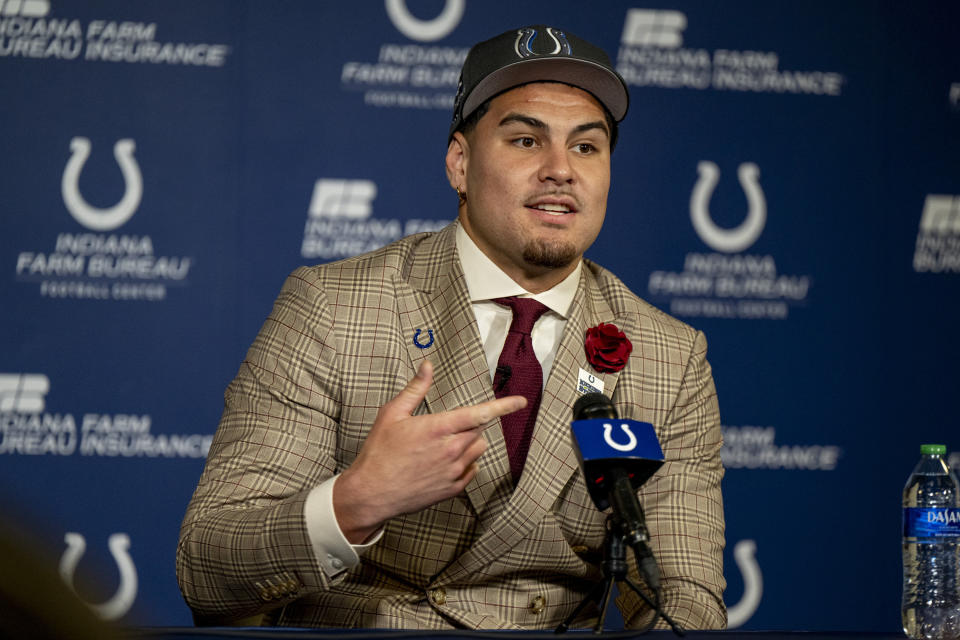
[514,27,571,58]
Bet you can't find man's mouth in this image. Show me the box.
[531,203,571,215]
[526,198,578,216]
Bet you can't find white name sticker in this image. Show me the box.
[577,368,604,395]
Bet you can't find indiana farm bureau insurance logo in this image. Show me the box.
[913,195,960,274]
[301,178,447,260]
[0,372,211,458]
[617,8,845,96]
[0,1,231,66]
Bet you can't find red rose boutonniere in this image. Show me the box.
[584,323,633,373]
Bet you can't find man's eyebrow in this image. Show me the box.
[573,121,610,139]
[497,114,610,139]
[498,113,547,130]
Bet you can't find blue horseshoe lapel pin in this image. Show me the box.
[413,329,434,349]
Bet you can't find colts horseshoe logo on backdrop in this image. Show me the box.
[60,532,138,621]
[384,0,464,42]
[690,161,766,254]
[726,539,763,628]
[62,137,143,232]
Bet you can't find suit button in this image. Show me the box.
[430,588,447,606]
[570,545,588,554]
[254,582,271,601]
[530,595,546,614]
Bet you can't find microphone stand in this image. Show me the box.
[555,515,685,635]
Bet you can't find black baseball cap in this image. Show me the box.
[449,25,629,141]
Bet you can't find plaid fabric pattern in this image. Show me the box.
[176,222,726,629]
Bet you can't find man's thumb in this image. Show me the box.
[390,360,433,416]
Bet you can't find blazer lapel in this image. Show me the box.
[396,225,514,522]
[434,265,628,585]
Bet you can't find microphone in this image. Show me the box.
[571,392,664,513]
[571,393,664,591]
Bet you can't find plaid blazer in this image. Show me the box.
[177,222,726,630]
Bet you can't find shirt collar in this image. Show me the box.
[455,222,581,319]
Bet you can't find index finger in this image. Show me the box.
[441,395,527,434]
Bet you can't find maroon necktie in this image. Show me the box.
[492,296,550,482]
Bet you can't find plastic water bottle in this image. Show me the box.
[903,444,960,639]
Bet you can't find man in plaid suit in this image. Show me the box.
[177,25,726,630]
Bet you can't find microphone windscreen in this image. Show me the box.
[573,392,616,420]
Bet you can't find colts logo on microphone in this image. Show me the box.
[572,418,662,462]
[603,422,638,452]
[571,417,664,511]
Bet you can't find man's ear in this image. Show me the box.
[445,132,469,191]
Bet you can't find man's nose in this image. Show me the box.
[537,146,574,184]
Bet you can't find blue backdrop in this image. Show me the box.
[2,0,959,631]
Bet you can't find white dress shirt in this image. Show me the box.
[304,223,582,577]
[456,223,581,388]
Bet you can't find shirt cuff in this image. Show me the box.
[304,474,383,578]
